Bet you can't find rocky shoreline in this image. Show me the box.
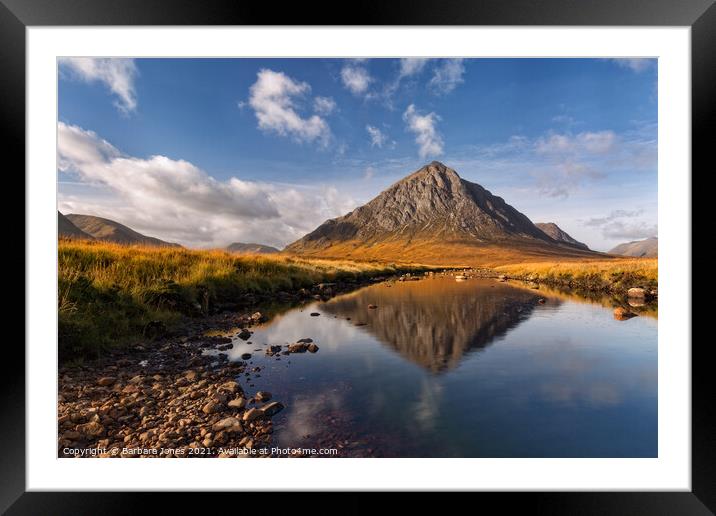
[58,273,426,458]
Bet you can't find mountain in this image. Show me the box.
[608,237,657,257]
[535,222,590,251]
[226,242,280,254]
[58,211,94,239]
[285,161,599,265]
[65,214,181,247]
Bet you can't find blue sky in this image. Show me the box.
[58,58,657,251]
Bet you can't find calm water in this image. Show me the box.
[215,277,657,457]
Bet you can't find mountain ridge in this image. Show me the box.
[285,161,601,265]
[535,222,590,251]
[226,242,280,254]
[608,237,657,257]
[66,214,181,248]
[58,211,94,240]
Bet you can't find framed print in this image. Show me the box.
[4,0,712,512]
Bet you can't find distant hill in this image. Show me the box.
[535,222,590,251]
[285,161,601,266]
[608,237,657,257]
[58,211,94,239]
[226,242,280,254]
[66,214,181,247]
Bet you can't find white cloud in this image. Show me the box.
[313,96,337,115]
[609,58,653,73]
[455,123,655,199]
[60,58,139,114]
[340,63,372,95]
[536,131,617,156]
[584,210,656,240]
[57,122,356,248]
[399,58,429,77]
[248,69,331,146]
[403,104,444,159]
[363,166,375,180]
[366,125,388,148]
[428,59,465,95]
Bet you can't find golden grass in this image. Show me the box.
[58,238,431,360]
[59,238,417,292]
[57,238,657,361]
[494,258,658,291]
[289,238,607,267]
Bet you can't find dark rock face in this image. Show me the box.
[608,237,658,258]
[286,162,555,253]
[535,222,590,251]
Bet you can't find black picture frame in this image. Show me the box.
[4,0,710,512]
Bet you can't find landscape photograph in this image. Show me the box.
[57,57,658,458]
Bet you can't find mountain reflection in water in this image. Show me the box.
[214,276,656,457]
[320,279,555,372]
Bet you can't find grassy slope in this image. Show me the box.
[289,238,605,267]
[58,239,430,360]
[494,258,658,292]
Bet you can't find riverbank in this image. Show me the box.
[59,239,434,362]
[491,258,658,296]
[58,309,315,458]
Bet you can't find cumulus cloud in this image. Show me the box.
[60,58,139,113]
[428,58,465,95]
[366,125,388,148]
[248,69,331,146]
[340,62,372,95]
[403,104,444,159]
[57,122,356,248]
[313,96,337,115]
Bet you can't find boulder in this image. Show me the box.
[614,307,637,320]
[227,397,247,409]
[266,345,282,356]
[202,401,222,414]
[218,381,240,394]
[627,287,647,298]
[287,342,308,353]
[242,407,262,422]
[76,421,105,438]
[260,401,285,417]
[255,391,272,402]
[212,417,243,433]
